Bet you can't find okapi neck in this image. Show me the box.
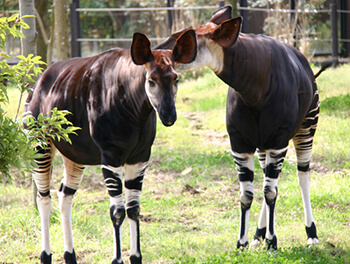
[217,35,272,106]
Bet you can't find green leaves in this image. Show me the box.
[0,113,37,178]
[24,108,81,147]
[13,54,46,92]
[0,14,25,51]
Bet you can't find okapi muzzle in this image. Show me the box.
[157,87,177,126]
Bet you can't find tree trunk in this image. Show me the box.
[35,0,50,67]
[19,0,37,56]
[54,0,70,61]
[19,0,38,211]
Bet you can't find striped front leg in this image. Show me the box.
[232,151,255,248]
[125,162,147,264]
[261,147,288,250]
[102,165,125,264]
[251,150,267,247]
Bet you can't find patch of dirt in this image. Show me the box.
[182,184,203,195]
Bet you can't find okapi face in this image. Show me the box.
[131,30,196,126]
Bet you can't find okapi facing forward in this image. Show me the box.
[156,5,328,250]
[24,30,196,264]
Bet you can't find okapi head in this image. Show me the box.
[131,29,197,126]
[154,5,241,74]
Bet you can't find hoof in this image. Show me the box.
[130,255,142,264]
[266,236,277,250]
[253,227,266,241]
[40,251,52,264]
[112,259,124,264]
[307,237,320,245]
[251,227,266,248]
[64,250,77,264]
[250,238,263,248]
[237,240,249,249]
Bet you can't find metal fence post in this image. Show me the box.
[340,0,350,57]
[330,1,338,65]
[70,0,81,58]
[240,0,248,33]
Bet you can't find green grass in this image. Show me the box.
[1,64,350,263]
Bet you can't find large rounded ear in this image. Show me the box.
[154,27,192,50]
[172,29,197,64]
[131,32,154,65]
[210,5,233,25]
[212,17,242,48]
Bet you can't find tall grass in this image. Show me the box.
[0,64,349,263]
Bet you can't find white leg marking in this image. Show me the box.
[62,157,85,190]
[298,170,314,227]
[58,192,74,253]
[257,200,267,230]
[37,195,52,255]
[59,157,85,253]
[126,188,141,257]
[124,162,148,181]
[129,218,140,258]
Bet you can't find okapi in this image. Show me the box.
[24,30,196,264]
[156,5,329,250]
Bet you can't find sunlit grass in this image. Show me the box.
[1,64,350,263]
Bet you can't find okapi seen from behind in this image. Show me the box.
[156,5,329,250]
[24,30,196,264]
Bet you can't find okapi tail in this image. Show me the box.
[314,59,334,79]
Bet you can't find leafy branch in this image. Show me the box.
[24,108,81,148]
[0,14,81,179]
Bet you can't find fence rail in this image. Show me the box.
[75,6,221,12]
[68,2,349,59]
[237,6,331,13]
[1,1,349,60]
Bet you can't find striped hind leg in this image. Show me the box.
[32,141,56,264]
[293,98,320,245]
[58,156,85,264]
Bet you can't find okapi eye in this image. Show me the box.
[148,79,156,88]
[175,79,179,86]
